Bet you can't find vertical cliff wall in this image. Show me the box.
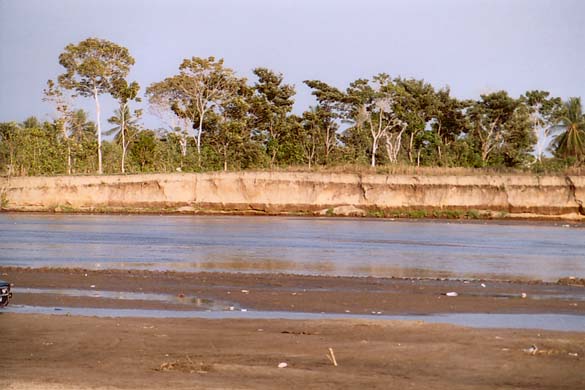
[1,172,584,219]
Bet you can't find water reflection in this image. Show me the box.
[4,305,585,332]
[13,287,234,310]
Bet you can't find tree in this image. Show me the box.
[146,77,191,162]
[110,79,141,173]
[522,90,562,162]
[130,130,161,172]
[106,105,141,173]
[146,57,239,167]
[205,78,251,171]
[430,89,469,165]
[300,106,339,167]
[393,78,440,165]
[43,80,75,174]
[57,37,135,174]
[349,75,407,166]
[249,68,296,167]
[550,97,585,163]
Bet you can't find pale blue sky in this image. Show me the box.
[0,0,583,130]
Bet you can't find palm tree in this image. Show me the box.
[106,106,140,173]
[551,97,585,163]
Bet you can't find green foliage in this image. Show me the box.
[2,39,584,176]
[57,37,136,174]
[550,97,585,163]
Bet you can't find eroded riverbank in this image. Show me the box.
[2,172,585,220]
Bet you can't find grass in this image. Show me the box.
[367,208,487,220]
[3,163,585,178]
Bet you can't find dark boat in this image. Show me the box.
[0,279,12,307]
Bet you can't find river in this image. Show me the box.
[0,213,583,281]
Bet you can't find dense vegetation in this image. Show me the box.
[1,37,584,176]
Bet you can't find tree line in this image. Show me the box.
[1,37,584,176]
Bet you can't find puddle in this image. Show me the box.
[2,305,584,332]
[12,287,234,311]
[465,292,585,301]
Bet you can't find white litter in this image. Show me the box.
[278,362,288,368]
[445,292,458,297]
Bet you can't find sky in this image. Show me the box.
[0,0,583,131]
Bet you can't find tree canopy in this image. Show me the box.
[1,37,583,176]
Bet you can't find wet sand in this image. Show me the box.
[2,267,584,315]
[1,267,584,389]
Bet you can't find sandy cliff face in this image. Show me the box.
[1,172,584,219]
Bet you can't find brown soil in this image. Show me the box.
[0,267,584,389]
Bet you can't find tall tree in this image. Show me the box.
[467,91,520,164]
[551,97,585,163]
[349,75,407,166]
[522,90,562,162]
[205,78,251,171]
[43,79,75,174]
[147,57,238,167]
[430,89,469,165]
[145,76,191,160]
[57,37,135,174]
[110,79,141,173]
[106,105,141,173]
[249,68,295,166]
[300,105,339,167]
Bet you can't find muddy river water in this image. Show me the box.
[1,213,583,281]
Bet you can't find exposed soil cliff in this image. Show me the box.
[1,172,584,220]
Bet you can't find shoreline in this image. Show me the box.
[3,267,584,316]
[2,267,584,389]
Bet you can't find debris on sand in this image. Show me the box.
[327,348,338,367]
[557,277,585,287]
[523,345,538,355]
[278,362,288,368]
[157,355,212,374]
[443,292,458,297]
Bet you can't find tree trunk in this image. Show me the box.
[371,137,378,167]
[121,104,126,174]
[325,124,331,164]
[67,144,71,175]
[93,88,103,174]
[408,132,414,164]
[223,145,228,172]
[197,114,204,167]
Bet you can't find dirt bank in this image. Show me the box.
[1,172,584,219]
